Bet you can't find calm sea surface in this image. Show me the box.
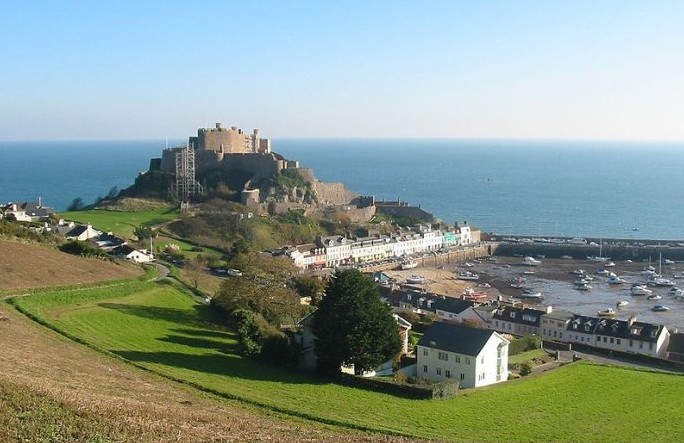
[2,139,684,240]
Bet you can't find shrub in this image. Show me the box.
[509,334,542,356]
[520,362,533,376]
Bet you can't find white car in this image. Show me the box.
[226,269,243,277]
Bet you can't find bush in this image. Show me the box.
[520,362,533,376]
[509,334,542,356]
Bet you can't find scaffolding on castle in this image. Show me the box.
[170,145,203,207]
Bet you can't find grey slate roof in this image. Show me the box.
[492,307,544,327]
[567,314,664,343]
[667,333,684,355]
[418,322,498,356]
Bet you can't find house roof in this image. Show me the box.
[567,314,665,343]
[541,309,575,322]
[418,322,502,356]
[65,225,88,237]
[492,307,545,327]
[433,297,474,315]
[667,333,684,355]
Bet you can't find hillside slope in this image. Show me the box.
[0,240,141,291]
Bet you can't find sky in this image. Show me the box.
[1,0,683,141]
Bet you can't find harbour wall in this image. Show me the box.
[493,241,684,262]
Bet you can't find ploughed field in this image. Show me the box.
[10,278,684,442]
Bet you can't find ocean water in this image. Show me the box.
[2,139,684,240]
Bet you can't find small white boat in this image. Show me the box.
[652,304,670,312]
[522,270,535,275]
[616,300,629,308]
[649,277,675,287]
[588,256,610,262]
[608,275,626,284]
[457,271,480,281]
[630,284,652,296]
[406,275,425,284]
[598,308,616,317]
[401,260,418,270]
[560,255,573,260]
[520,288,542,299]
[572,269,587,275]
[523,256,541,266]
[668,287,683,297]
[647,294,662,301]
[596,269,611,276]
[604,261,616,267]
[575,282,592,291]
[664,259,675,265]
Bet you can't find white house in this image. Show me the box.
[114,245,154,263]
[540,309,575,342]
[417,322,509,388]
[65,223,101,241]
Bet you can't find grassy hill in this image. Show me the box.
[0,243,398,442]
[0,239,142,292]
[12,278,684,442]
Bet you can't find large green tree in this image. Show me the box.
[312,268,401,375]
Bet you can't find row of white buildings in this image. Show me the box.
[287,222,480,270]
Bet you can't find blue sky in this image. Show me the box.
[2,1,683,141]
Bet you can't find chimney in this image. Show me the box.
[215,122,222,129]
[545,305,553,314]
[628,314,637,326]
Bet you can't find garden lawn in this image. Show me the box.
[13,283,684,442]
[60,207,178,238]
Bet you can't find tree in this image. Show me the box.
[311,268,401,375]
[67,197,84,211]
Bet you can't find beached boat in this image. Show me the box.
[406,275,425,284]
[647,294,662,301]
[523,256,541,266]
[560,255,573,260]
[608,275,626,284]
[648,276,675,287]
[630,284,652,296]
[616,300,629,308]
[668,287,683,297]
[587,240,610,262]
[401,260,418,270]
[652,304,670,312]
[598,308,616,317]
[520,288,542,299]
[572,269,587,275]
[595,269,611,276]
[604,261,616,267]
[463,288,488,300]
[574,282,592,291]
[457,271,480,281]
[522,270,535,275]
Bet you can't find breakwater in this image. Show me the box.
[492,241,684,262]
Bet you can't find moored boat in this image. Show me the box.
[523,256,541,266]
[457,271,480,281]
[598,308,616,317]
[652,304,670,312]
[608,275,626,284]
[647,294,662,301]
[574,282,592,291]
[630,284,652,296]
[406,274,425,284]
[520,288,542,298]
[401,260,418,270]
[616,300,629,308]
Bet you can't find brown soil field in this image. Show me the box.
[0,240,142,291]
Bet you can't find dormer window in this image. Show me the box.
[650,330,657,338]
[584,324,590,332]
[509,312,516,319]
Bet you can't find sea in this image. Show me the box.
[2,138,684,240]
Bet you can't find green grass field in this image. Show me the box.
[13,283,684,442]
[60,207,179,238]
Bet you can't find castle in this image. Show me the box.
[151,124,436,223]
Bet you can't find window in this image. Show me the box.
[460,373,465,381]
[649,343,654,350]
[423,365,428,373]
[603,337,607,343]
[554,331,557,337]
[559,332,562,338]
[639,342,643,349]
[610,337,614,344]
[465,357,471,365]
[438,352,448,361]
[617,339,621,345]
[423,349,429,356]
[445,370,451,378]
[596,335,601,341]
[481,356,484,364]
[455,356,461,363]
[630,340,633,347]
[436,368,442,376]
[495,321,499,327]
